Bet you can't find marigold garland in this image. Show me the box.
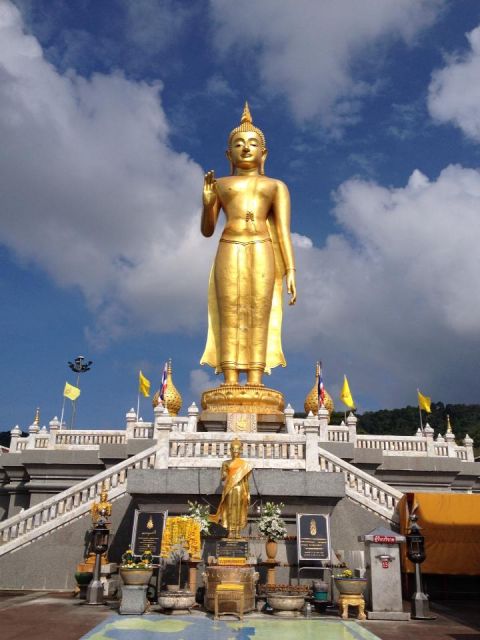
[160,516,201,559]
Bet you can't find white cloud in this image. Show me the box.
[428,25,480,141]
[283,164,480,407]
[210,0,443,132]
[0,1,211,344]
[189,369,216,404]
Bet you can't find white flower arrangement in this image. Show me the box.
[257,501,287,541]
[186,500,211,535]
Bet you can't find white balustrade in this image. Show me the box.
[357,434,428,455]
[318,446,403,522]
[328,427,350,443]
[168,433,306,469]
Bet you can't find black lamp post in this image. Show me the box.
[406,514,435,620]
[68,355,93,428]
[85,519,110,605]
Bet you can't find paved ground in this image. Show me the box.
[0,592,479,640]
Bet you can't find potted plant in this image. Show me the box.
[257,502,287,561]
[119,548,154,586]
[333,568,367,596]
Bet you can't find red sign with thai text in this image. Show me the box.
[373,535,396,544]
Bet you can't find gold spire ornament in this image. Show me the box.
[304,362,334,416]
[446,414,452,434]
[153,359,182,416]
[33,407,40,427]
[228,101,266,151]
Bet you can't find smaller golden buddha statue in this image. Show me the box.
[90,486,112,524]
[211,438,252,539]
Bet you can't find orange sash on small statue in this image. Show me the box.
[210,458,252,524]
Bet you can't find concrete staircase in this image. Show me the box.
[0,439,402,559]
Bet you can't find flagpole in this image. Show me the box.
[60,396,66,430]
[417,389,424,433]
[136,392,140,421]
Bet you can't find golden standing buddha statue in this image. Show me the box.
[200,103,296,416]
[210,438,252,538]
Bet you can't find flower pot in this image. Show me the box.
[120,568,153,586]
[158,590,196,613]
[265,539,278,561]
[333,577,367,596]
[267,593,305,617]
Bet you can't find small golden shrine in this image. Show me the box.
[304,361,334,416]
[152,359,183,416]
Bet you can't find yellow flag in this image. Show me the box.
[64,381,81,401]
[139,370,151,397]
[340,375,355,409]
[417,389,431,413]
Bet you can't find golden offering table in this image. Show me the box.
[214,582,245,620]
[203,565,258,613]
[338,593,367,620]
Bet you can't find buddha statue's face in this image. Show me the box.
[228,131,265,170]
[230,443,241,458]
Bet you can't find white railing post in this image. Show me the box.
[125,408,137,440]
[445,430,457,458]
[318,405,329,442]
[346,412,357,446]
[463,434,474,462]
[154,405,172,469]
[26,421,39,450]
[48,417,60,450]
[304,412,320,472]
[424,423,435,456]
[187,402,199,433]
[284,404,295,434]
[9,425,22,453]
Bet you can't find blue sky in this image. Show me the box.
[2,0,480,431]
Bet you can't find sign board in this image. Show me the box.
[131,509,167,558]
[216,539,249,559]
[296,514,330,562]
[373,535,396,544]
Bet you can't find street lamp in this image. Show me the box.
[406,513,435,620]
[67,355,93,428]
[85,519,110,605]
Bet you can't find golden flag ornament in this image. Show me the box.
[64,381,81,401]
[340,375,355,409]
[417,389,431,413]
[139,370,151,398]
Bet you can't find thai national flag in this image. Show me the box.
[160,362,168,401]
[318,363,325,407]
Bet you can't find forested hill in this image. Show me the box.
[330,402,480,448]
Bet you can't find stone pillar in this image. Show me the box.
[9,425,22,453]
[359,527,410,620]
[424,424,435,456]
[187,402,199,433]
[464,434,474,462]
[445,431,457,458]
[125,408,137,440]
[26,421,39,450]
[154,405,172,469]
[284,404,295,434]
[304,412,320,472]
[346,412,358,447]
[318,406,329,442]
[48,417,60,449]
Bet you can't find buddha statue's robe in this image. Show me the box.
[211,456,252,536]
[201,219,286,375]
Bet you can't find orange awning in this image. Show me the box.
[399,493,480,575]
